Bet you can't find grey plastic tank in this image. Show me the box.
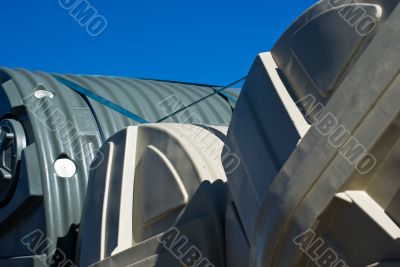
[0,71,234,266]
[2,0,400,266]
[80,1,400,266]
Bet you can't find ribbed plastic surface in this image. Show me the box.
[0,68,233,263]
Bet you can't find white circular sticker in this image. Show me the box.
[54,158,76,178]
[34,89,54,99]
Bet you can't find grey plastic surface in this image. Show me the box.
[252,2,400,266]
[223,52,309,243]
[83,51,311,267]
[272,0,399,108]
[78,124,228,266]
[84,2,400,265]
[0,69,233,265]
[225,203,250,267]
[3,0,400,266]
[91,181,228,267]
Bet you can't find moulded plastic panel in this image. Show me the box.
[272,0,399,108]
[252,3,400,266]
[78,124,228,267]
[3,1,400,266]
[222,52,309,243]
[225,203,250,267]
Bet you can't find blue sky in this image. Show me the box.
[1,0,316,85]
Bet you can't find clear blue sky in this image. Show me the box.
[1,0,316,85]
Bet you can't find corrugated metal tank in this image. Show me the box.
[0,68,234,263]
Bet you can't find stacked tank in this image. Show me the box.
[1,0,400,266]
